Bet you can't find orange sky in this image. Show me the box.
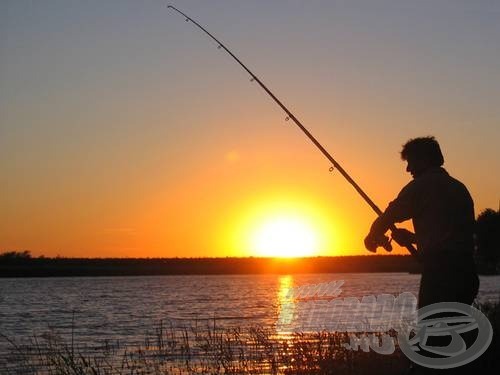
[1,1,499,258]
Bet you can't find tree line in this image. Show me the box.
[475,208,500,274]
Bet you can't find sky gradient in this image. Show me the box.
[1,0,499,257]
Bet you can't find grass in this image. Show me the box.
[1,301,499,375]
[0,323,409,374]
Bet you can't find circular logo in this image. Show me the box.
[398,302,493,369]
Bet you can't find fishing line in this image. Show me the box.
[167,5,419,260]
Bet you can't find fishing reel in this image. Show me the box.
[365,233,393,253]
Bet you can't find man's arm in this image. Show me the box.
[364,182,417,252]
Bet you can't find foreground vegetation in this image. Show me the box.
[1,300,499,375]
[1,325,408,375]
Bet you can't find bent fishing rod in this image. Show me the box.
[167,5,419,260]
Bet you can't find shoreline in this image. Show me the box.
[0,255,422,277]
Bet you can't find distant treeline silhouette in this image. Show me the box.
[475,208,500,274]
[0,253,421,277]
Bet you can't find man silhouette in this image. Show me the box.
[364,136,479,308]
[365,137,480,374]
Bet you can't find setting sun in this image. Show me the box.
[251,215,319,257]
[223,194,342,258]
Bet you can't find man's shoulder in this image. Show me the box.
[434,168,470,191]
[446,174,473,201]
[416,167,455,185]
[402,168,469,194]
[419,167,472,201]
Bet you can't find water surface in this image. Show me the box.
[1,273,499,352]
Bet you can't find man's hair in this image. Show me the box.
[400,136,444,166]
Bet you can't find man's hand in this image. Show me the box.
[364,234,378,253]
[364,232,392,253]
[390,228,416,247]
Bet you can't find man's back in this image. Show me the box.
[409,167,475,262]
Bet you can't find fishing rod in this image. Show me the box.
[167,5,419,260]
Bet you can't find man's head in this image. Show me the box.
[401,136,444,178]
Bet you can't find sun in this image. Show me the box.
[251,216,319,258]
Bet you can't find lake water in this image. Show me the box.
[1,273,499,354]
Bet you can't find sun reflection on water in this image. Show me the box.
[276,275,295,333]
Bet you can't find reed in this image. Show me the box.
[0,324,407,374]
[2,300,499,375]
